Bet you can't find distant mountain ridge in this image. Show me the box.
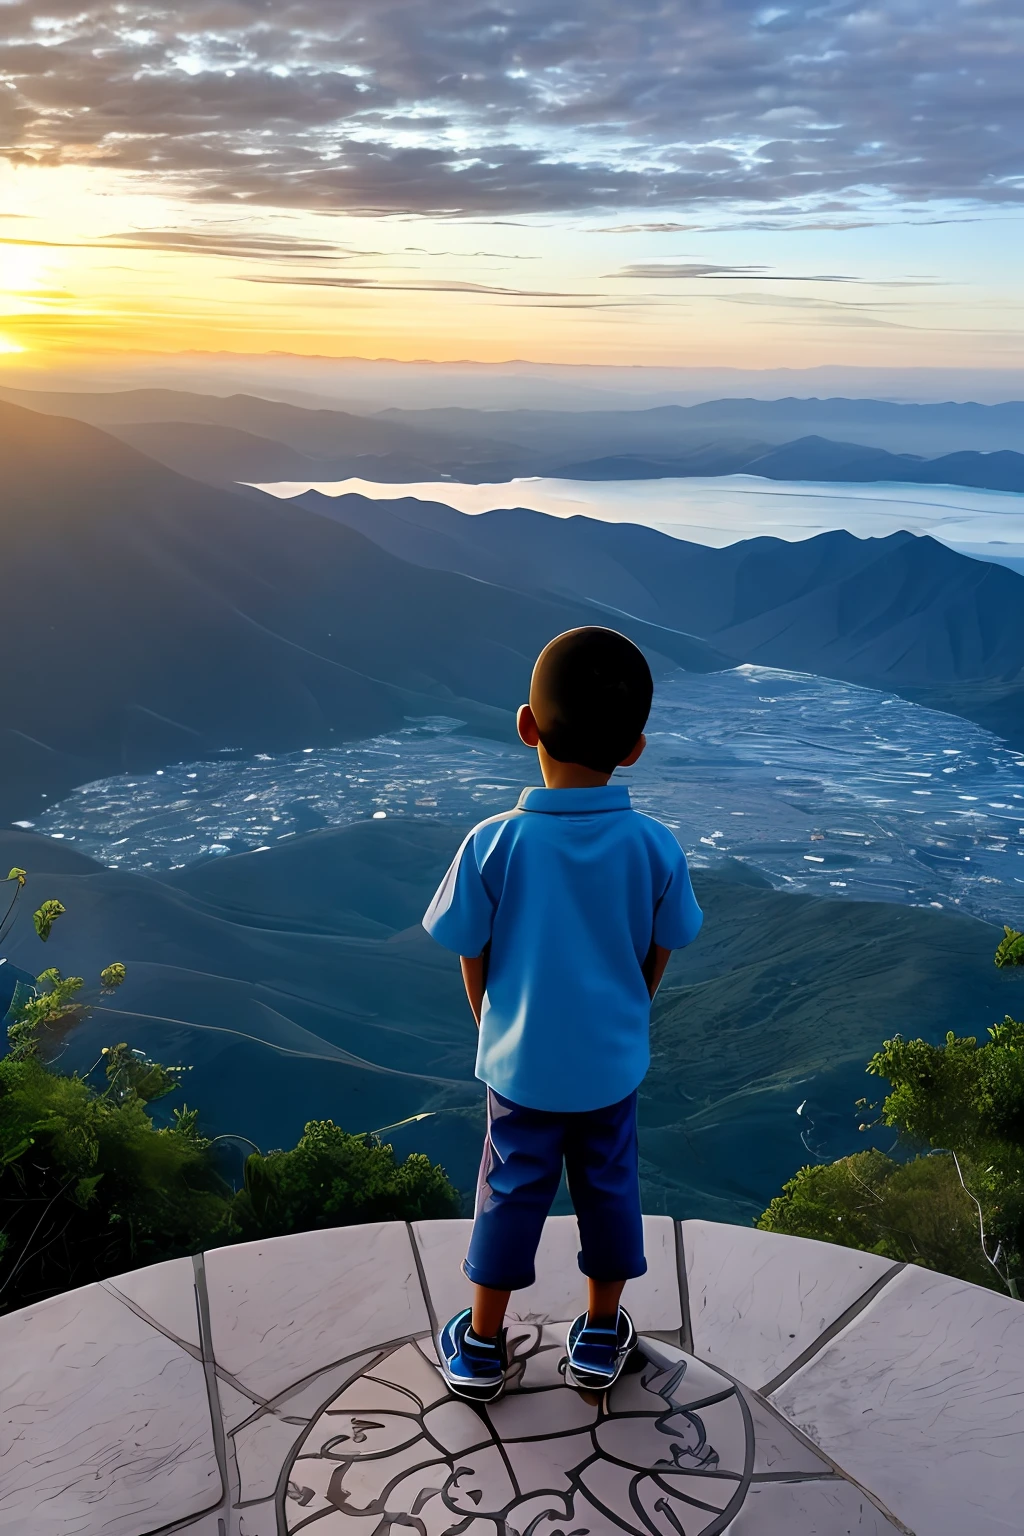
[2,383,1022,490]
[552,435,1024,491]
[0,398,724,823]
[293,486,1024,749]
[4,390,1024,830]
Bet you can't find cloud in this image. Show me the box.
[593,222,698,234]
[608,262,861,282]
[244,274,594,298]
[103,228,363,261]
[0,1,1021,218]
[0,226,370,260]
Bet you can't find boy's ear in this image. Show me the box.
[517,704,541,747]
[618,733,646,768]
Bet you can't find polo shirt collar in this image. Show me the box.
[517,785,631,813]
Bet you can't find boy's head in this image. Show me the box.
[522,627,653,775]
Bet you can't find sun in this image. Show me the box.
[0,335,25,354]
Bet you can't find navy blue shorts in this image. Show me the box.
[463,1087,647,1291]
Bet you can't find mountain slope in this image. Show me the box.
[294,489,1024,746]
[0,385,520,470]
[0,400,726,821]
[2,823,1015,1222]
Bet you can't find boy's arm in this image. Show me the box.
[642,941,672,1000]
[460,944,490,1026]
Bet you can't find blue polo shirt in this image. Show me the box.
[422,785,703,1112]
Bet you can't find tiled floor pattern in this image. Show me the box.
[280,1331,861,1536]
[3,1218,1022,1536]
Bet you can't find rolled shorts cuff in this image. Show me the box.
[577,1251,648,1282]
[462,1256,536,1291]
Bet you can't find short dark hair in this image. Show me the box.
[529,627,653,774]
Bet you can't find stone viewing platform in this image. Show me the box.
[2,1217,1021,1536]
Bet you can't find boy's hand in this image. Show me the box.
[642,942,672,999]
[460,952,487,1026]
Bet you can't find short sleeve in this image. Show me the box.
[422,831,496,956]
[652,841,703,950]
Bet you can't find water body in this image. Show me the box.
[256,474,1024,570]
[31,667,1024,926]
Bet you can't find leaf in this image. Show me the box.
[72,1174,104,1208]
[100,962,127,991]
[33,899,66,942]
[6,867,26,887]
[994,926,1024,968]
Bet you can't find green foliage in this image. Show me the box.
[233,1119,460,1240]
[0,1068,461,1313]
[99,963,127,992]
[32,899,66,942]
[761,927,1024,1294]
[995,926,1024,968]
[0,869,466,1313]
[758,1149,998,1288]
[0,869,28,949]
[1,872,462,1313]
[101,1042,184,1105]
[0,1051,236,1310]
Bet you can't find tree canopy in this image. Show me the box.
[0,870,460,1315]
[760,926,1024,1296]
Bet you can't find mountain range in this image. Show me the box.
[3,821,1017,1223]
[292,487,1024,750]
[2,384,1022,490]
[0,398,724,825]
[4,392,1024,836]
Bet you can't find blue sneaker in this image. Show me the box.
[437,1308,508,1403]
[565,1306,637,1392]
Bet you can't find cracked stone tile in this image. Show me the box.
[365,1340,450,1407]
[203,1223,428,1401]
[233,1499,279,1536]
[217,1379,265,1434]
[738,1390,833,1477]
[727,1477,903,1533]
[503,1429,601,1498]
[165,1513,228,1535]
[770,1263,1024,1536]
[0,1281,220,1536]
[421,1398,495,1455]
[682,1221,894,1390]
[412,1214,681,1331]
[269,1351,382,1422]
[103,1255,202,1351]
[232,1409,314,1504]
[581,1458,722,1536]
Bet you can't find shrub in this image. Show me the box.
[759,929,1024,1296]
[233,1119,460,1240]
[1,871,460,1314]
[758,1148,998,1289]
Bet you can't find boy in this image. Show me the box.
[422,627,703,1402]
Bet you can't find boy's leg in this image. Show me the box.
[561,1091,645,1389]
[472,1284,512,1338]
[587,1277,627,1329]
[564,1088,646,1297]
[462,1089,565,1332]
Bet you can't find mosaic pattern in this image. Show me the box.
[282,1330,831,1536]
[3,1216,1023,1536]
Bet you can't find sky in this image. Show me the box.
[0,0,1022,372]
